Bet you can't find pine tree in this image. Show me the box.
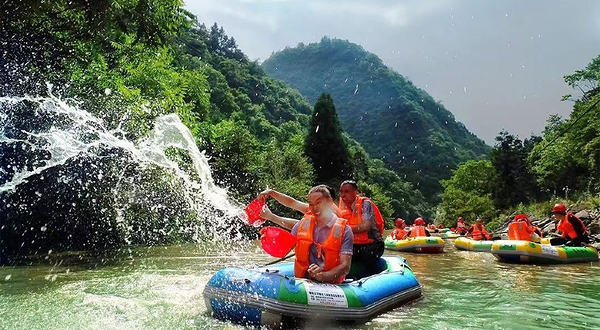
[304,94,353,184]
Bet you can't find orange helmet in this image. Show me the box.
[395,218,405,228]
[552,203,567,214]
[414,217,426,226]
[514,214,530,223]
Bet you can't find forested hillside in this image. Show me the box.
[1,1,429,259]
[263,38,490,201]
[437,55,600,229]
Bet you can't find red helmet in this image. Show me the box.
[414,217,426,226]
[395,218,405,228]
[552,203,567,214]
[514,213,530,223]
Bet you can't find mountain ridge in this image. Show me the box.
[263,37,490,201]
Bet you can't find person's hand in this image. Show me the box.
[260,205,273,221]
[257,189,274,201]
[307,264,323,281]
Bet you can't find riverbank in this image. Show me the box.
[492,209,600,246]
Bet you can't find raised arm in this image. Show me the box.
[258,189,309,214]
[259,205,299,230]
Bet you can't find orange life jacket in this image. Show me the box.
[391,228,408,240]
[470,224,491,241]
[456,221,468,233]
[294,215,348,283]
[409,225,427,237]
[508,221,534,241]
[557,213,586,240]
[339,196,384,245]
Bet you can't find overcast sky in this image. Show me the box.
[185,0,600,145]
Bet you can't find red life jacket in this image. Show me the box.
[508,221,534,241]
[557,213,587,240]
[409,225,427,237]
[294,215,347,283]
[470,224,491,241]
[391,228,408,240]
[339,196,384,245]
[456,221,468,233]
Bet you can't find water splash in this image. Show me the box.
[0,90,243,252]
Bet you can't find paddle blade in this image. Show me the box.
[260,226,297,258]
[243,198,265,225]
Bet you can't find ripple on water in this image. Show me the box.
[1,243,599,330]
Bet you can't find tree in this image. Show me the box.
[304,94,353,184]
[490,131,543,208]
[530,55,600,195]
[438,160,497,225]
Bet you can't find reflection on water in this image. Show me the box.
[1,241,599,330]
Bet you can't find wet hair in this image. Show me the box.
[308,185,332,199]
[340,180,358,191]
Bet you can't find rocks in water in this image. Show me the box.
[493,208,600,243]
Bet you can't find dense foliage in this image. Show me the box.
[262,37,490,202]
[0,1,430,260]
[438,55,600,227]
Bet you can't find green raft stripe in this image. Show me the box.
[277,280,308,304]
[341,286,361,307]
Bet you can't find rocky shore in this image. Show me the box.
[492,209,600,246]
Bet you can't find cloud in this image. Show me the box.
[306,0,453,27]
[186,0,282,32]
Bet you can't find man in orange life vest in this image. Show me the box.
[508,214,542,242]
[260,185,353,283]
[466,218,492,241]
[405,217,431,237]
[552,203,590,246]
[339,180,385,278]
[391,218,408,240]
[257,186,339,230]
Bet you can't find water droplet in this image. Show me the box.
[315,125,319,133]
[40,225,47,232]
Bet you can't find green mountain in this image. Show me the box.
[1,3,429,260]
[263,37,490,201]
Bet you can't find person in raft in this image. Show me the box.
[428,223,437,232]
[257,186,339,230]
[454,216,468,234]
[405,217,431,237]
[260,185,353,283]
[508,214,542,242]
[390,218,408,240]
[338,180,386,277]
[466,218,492,241]
[551,203,590,247]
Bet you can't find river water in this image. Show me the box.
[1,238,599,330]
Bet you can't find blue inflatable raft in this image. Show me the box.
[203,256,421,327]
